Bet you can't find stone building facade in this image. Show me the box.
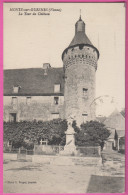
[4,16,99,126]
[4,67,64,122]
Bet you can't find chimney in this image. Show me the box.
[42,63,51,69]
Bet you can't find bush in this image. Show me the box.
[73,120,110,148]
[4,119,67,148]
[4,119,110,149]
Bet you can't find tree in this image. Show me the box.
[73,120,111,149]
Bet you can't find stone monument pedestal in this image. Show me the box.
[60,121,77,156]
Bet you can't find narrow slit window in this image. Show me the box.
[82,114,88,123]
[83,88,88,97]
[52,113,59,119]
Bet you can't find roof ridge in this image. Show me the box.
[4,67,63,71]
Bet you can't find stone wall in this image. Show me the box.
[63,45,98,126]
[3,96,64,122]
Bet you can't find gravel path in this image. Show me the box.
[3,152,125,193]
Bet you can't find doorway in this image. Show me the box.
[9,113,17,122]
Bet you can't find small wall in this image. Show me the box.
[33,155,102,166]
[34,145,61,155]
[4,153,17,161]
[3,153,102,166]
[76,146,101,157]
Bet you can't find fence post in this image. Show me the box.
[59,144,60,153]
[98,146,101,156]
[33,145,36,155]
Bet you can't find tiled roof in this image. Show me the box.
[62,18,99,60]
[116,130,125,138]
[108,130,115,139]
[103,109,125,131]
[69,31,93,47]
[96,116,106,123]
[4,68,64,96]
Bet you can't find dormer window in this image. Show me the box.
[13,86,21,93]
[83,88,88,97]
[54,97,59,105]
[54,84,60,93]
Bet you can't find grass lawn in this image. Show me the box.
[101,150,125,161]
[87,175,125,193]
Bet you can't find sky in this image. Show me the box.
[3,3,125,116]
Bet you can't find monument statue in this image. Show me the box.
[60,115,77,155]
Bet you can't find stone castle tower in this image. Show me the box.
[62,15,99,126]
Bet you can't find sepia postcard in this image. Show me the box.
[0,1,127,194]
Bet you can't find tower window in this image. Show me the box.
[54,84,60,93]
[82,114,88,123]
[52,113,59,119]
[79,45,84,50]
[83,88,88,97]
[54,97,59,105]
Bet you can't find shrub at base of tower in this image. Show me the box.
[73,120,111,150]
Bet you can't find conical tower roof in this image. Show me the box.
[69,16,93,47]
[69,31,93,47]
[62,16,99,60]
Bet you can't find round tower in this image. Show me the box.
[62,16,99,126]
